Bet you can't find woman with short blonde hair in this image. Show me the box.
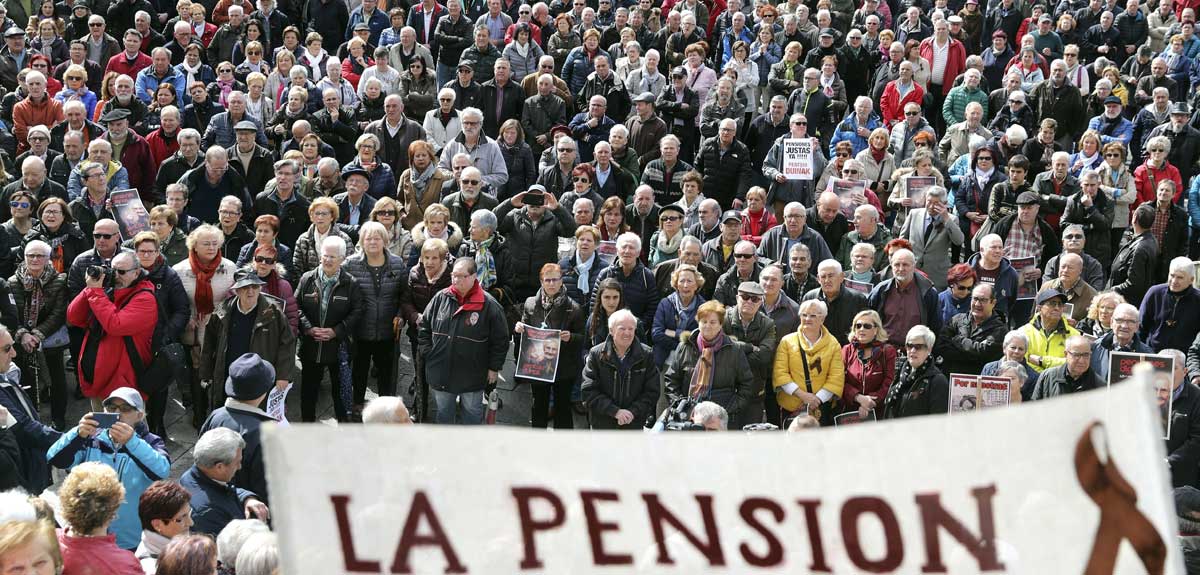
[57,463,142,573]
[293,196,351,276]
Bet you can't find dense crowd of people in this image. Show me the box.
[2,0,1200,568]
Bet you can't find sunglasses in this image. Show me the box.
[793,121,807,126]
[905,342,928,350]
[92,232,115,239]
[113,267,137,275]
[1064,234,1084,240]
[374,209,396,217]
[1104,153,1121,158]
[905,111,920,116]
[460,179,480,185]
[843,169,860,175]
[8,201,28,209]
[660,215,682,222]
[952,283,973,292]
[254,256,276,264]
[573,176,590,183]
[854,322,876,329]
[1151,148,1166,153]
[89,22,102,26]
[734,253,755,259]
[738,292,761,302]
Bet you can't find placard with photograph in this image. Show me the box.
[110,189,149,240]
[516,326,562,383]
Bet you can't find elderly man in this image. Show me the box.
[181,147,250,225]
[723,280,777,427]
[758,201,833,266]
[0,156,65,221]
[567,95,616,165]
[626,91,668,170]
[65,139,131,202]
[1039,252,1098,325]
[334,167,375,228]
[935,282,1007,376]
[938,102,991,165]
[1090,302,1153,381]
[1109,202,1159,306]
[1029,151,1080,228]
[254,160,311,248]
[1043,224,1108,291]
[301,157,344,200]
[181,427,270,537]
[496,186,577,302]
[1030,59,1086,148]
[480,58,522,139]
[203,91,267,150]
[701,210,743,271]
[1139,257,1200,352]
[1148,102,1200,185]
[763,113,826,220]
[362,396,413,424]
[593,232,660,337]
[365,95,427,177]
[99,108,156,203]
[694,118,754,210]
[943,68,988,127]
[1030,335,1100,398]
[642,134,694,207]
[135,48,185,105]
[806,191,849,256]
[802,258,869,345]
[712,240,767,306]
[1159,348,1200,487]
[13,72,63,155]
[437,106,507,191]
[1021,288,1081,373]
[215,196,254,259]
[444,166,498,232]
[311,89,360,164]
[581,309,660,429]
[67,161,118,239]
[226,120,273,195]
[1062,170,1115,269]
[0,320,60,494]
[836,205,892,272]
[535,136,578,198]
[685,198,721,243]
[520,74,566,156]
[653,236,721,300]
[761,263,800,337]
[868,248,940,347]
[783,243,820,300]
[898,186,962,291]
[154,127,203,195]
[49,100,102,153]
[14,125,59,174]
[48,130,84,191]
[623,183,659,258]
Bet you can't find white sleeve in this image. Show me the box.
[816,388,834,402]
[780,382,798,395]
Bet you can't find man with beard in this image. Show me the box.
[1148,102,1200,184]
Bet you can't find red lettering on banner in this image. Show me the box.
[841,497,904,572]
[512,487,566,569]
[331,495,383,572]
[642,493,726,566]
[738,498,785,567]
[797,499,833,572]
[581,490,633,566]
[389,491,467,574]
[915,486,1006,572]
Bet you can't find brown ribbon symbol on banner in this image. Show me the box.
[1075,421,1167,575]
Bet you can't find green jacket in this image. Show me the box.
[835,226,894,272]
[941,85,989,127]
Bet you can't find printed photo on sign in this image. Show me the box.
[1010,256,1038,300]
[830,178,867,219]
[834,410,876,425]
[782,138,814,180]
[843,279,872,294]
[903,175,936,206]
[596,241,617,268]
[516,325,562,383]
[949,373,1013,413]
[1108,351,1174,438]
[110,189,149,241]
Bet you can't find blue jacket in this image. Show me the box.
[54,88,98,119]
[180,464,257,538]
[829,112,882,157]
[1139,283,1200,352]
[47,422,169,550]
[561,47,610,95]
[749,41,780,86]
[0,372,59,493]
[1090,330,1154,382]
[936,287,970,327]
[593,260,660,341]
[966,252,1020,319]
[344,157,395,200]
[201,112,268,150]
[1186,176,1200,229]
[567,112,616,164]
[347,6,390,44]
[1086,114,1134,146]
[135,65,187,106]
[720,28,755,68]
[651,292,704,366]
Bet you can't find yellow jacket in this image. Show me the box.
[1020,317,1079,373]
[773,326,845,412]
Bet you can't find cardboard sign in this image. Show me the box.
[1010,256,1037,300]
[1108,351,1175,439]
[949,373,1013,413]
[782,138,814,181]
[264,380,1182,574]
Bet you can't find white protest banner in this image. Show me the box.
[263,380,1182,574]
[782,138,814,180]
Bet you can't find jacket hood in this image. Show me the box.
[411,221,463,247]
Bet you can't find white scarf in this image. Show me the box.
[974,165,994,182]
[179,60,201,88]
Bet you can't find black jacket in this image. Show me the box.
[0,376,59,492]
[142,258,190,349]
[495,199,577,300]
[1168,381,1200,488]
[991,214,1064,270]
[802,286,868,347]
[1062,191,1115,267]
[664,331,755,421]
[934,312,1007,377]
[882,359,948,419]
[295,267,363,364]
[457,234,515,304]
[417,284,509,394]
[518,290,586,383]
[693,136,754,208]
[199,402,276,504]
[1030,364,1102,399]
[226,144,276,198]
[479,79,524,139]
[1107,229,1158,306]
[581,338,660,429]
[341,252,408,342]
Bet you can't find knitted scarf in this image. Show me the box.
[472,236,497,288]
[17,262,51,330]
[688,331,726,399]
[189,251,222,315]
[409,161,437,194]
[655,229,683,259]
[449,279,484,314]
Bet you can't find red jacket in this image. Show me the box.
[879,80,925,129]
[101,130,158,203]
[66,279,157,400]
[1133,161,1183,210]
[146,128,180,166]
[12,95,64,154]
[840,341,897,412]
[104,52,153,80]
[740,208,777,245]
[918,36,966,95]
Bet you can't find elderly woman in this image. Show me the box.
[25,198,86,275]
[882,324,948,418]
[0,514,61,574]
[562,28,608,95]
[582,308,660,429]
[134,480,193,573]
[1074,289,1124,338]
[130,232,189,436]
[845,243,879,284]
[740,186,776,246]
[398,57,438,121]
[248,244,299,335]
[368,196,414,261]
[56,463,143,573]
[235,214,295,280]
[936,263,976,326]
[133,205,190,266]
[458,209,513,304]
[516,263,585,429]
[295,235,362,422]
[548,13,582,72]
[342,37,374,90]
[649,205,686,266]
[343,133,396,201]
[173,224,237,426]
[208,62,246,109]
[840,309,896,418]
[400,140,451,229]
[981,329,1039,400]
[398,238,453,421]
[773,298,844,426]
[1135,135,1182,206]
[234,32,270,78]
[682,42,718,105]
[651,262,704,366]
[266,50,297,105]
[410,203,463,267]
[243,71,273,124]
[355,77,386,128]
[991,359,1028,405]
[498,119,537,202]
[857,127,895,198]
[1099,142,1136,257]
[342,222,408,416]
[2,189,35,251]
[267,86,311,143]
[664,300,753,425]
[55,63,97,119]
[157,535,217,575]
[292,197,352,278]
[8,240,67,430]
[559,163,604,214]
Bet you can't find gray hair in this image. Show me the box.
[461,106,484,122]
[316,157,339,172]
[906,324,936,348]
[234,532,279,575]
[362,396,410,423]
[1003,330,1029,348]
[798,298,828,316]
[321,235,347,259]
[1170,256,1196,278]
[194,427,246,468]
[217,520,270,568]
[816,258,842,274]
[607,308,637,330]
[1079,169,1100,183]
[24,239,50,257]
[616,231,642,251]
[357,221,389,247]
[680,236,703,251]
[178,128,201,144]
[470,209,498,233]
[691,401,728,430]
[996,360,1025,379]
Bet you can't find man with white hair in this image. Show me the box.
[1090,303,1152,381]
[581,308,660,429]
[690,401,728,430]
[1030,334,1098,398]
[567,94,616,164]
[1042,224,1106,290]
[836,205,891,272]
[694,117,753,209]
[1039,251,1097,325]
[712,240,766,306]
[868,248,940,347]
[317,58,359,108]
[801,258,868,346]
[12,72,63,155]
[99,108,156,204]
[1029,58,1086,148]
[1141,256,1200,352]
[937,101,991,164]
[361,396,412,424]
[444,166,498,232]
[181,146,251,224]
[520,74,566,156]
[154,128,203,197]
[758,200,833,264]
[368,94,428,176]
[208,4,245,63]
[181,427,270,537]
[1160,348,1200,488]
[942,68,987,127]
[437,106,507,190]
[594,232,660,334]
[988,89,1035,136]
[311,88,359,164]
[202,90,267,149]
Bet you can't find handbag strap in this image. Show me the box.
[798,342,813,394]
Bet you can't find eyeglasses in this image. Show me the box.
[1104,153,1121,158]
[854,322,876,329]
[970,296,994,303]
[842,169,860,175]
[573,176,590,183]
[218,210,241,216]
[92,232,115,239]
[1150,148,1166,153]
[952,283,973,292]
[9,201,28,209]
[542,276,562,283]
[89,22,103,27]
[254,256,276,264]
[976,156,993,161]
[1008,99,1023,104]
[25,253,47,259]
[1042,300,1065,308]
[113,267,137,275]
[66,75,83,81]
[1065,52,1078,56]
[1066,350,1092,358]
[460,178,480,185]
[734,253,755,259]
[374,209,396,217]
[462,120,481,126]
[905,342,928,350]
[557,148,575,153]
[313,211,332,217]
[1064,234,1084,240]
[738,292,761,302]
[905,111,920,116]
[793,120,807,126]
[135,248,158,256]
[104,402,137,413]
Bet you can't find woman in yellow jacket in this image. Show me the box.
[773,299,845,425]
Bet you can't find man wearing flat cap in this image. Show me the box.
[333,165,376,228]
[626,91,667,169]
[201,352,290,503]
[1148,102,1200,185]
[0,27,30,92]
[98,107,157,204]
[226,120,275,196]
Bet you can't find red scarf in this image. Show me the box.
[448,279,484,315]
[189,250,221,315]
[871,146,886,162]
